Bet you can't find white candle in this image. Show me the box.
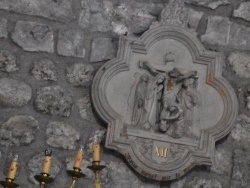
[73,146,84,169]
[7,154,18,179]
[42,149,52,174]
[92,144,100,162]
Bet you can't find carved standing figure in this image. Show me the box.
[245,84,250,110]
[178,77,201,128]
[131,73,150,128]
[146,74,165,130]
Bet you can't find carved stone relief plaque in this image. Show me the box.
[91,23,238,180]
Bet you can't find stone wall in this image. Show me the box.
[0,0,249,187]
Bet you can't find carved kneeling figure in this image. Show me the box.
[159,106,185,138]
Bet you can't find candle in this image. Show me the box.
[6,154,18,179]
[73,146,84,169]
[92,144,100,162]
[42,149,52,174]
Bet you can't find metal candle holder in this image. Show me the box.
[0,178,19,188]
[34,173,54,188]
[87,161,106,188]
[67,167,86,188]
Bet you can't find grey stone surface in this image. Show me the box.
[0,0,247,185]
[87,129,106,153]
[0,78,32,107]
[210,146,232,175]
[229,22,250,50]
[46,121,80,150]
[185,0,230,9]
[79,0,163,35]
[57,29,85,58]
[0,0,74,22]
[201,16,230,46]
[66,157,94,178]
[100,161,160,188]
[245,84,250,111]
[0,18,7,38]
[0,116,39,146]
[12,21,54,53]
[79,0,106,30]
[27,153,61,185]
[202,16,250,50]
[110,1,162,35]
[187,177,222,188]
[233,2,250,22]
[231,149,250,188]
[78,0,92,29]
[31,59,57,81]
[188,9,203,31]
[66,63,94,86]
[90,12,112,32]
[76,95,91,119]
[0,50,18,72]
[90,37,116,62]
[170,177,186,188]
[228,52,250,78]
[34,85,73,117]
[230,114,250,149]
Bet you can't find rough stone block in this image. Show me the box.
[185,0,230,9]
[79,8,91,29]
[0,18,7,38]
[46,121,80,150]
[210,146,232,175]
[0,50,18,72]
[201,16,250,50]
[233,2,250,22]
[170,177,186,188]
[12,21,54,53]
[90,12,112,32]
[188,9,203,31]
[110,2,161,35]
[31,59,57,81]
[228,52,250,78]
[230,114,250,149]
[57,29,85,58]
[229,22,250,50]
[90,37,116,62]
[101,161,160,188]
[79,0,163,35]
[201,16,230,46]
[129,14,157,34]
[77,96,91,119]
[187,177,222,188]
[0,116,39,146]
[34,85,73,117]
[231,149,250,188]
[66,63,94,86]
[0,78,32,107]
[0,0,74,22]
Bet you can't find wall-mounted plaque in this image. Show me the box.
[91,21,238,180]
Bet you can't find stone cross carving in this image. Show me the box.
[91,6,238,181]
